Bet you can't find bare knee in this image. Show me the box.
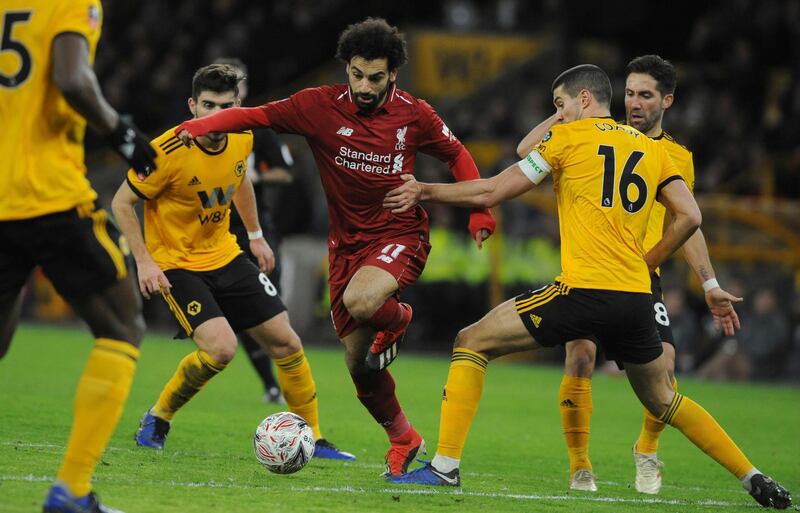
[195,330,238,364]
[565,340,596,377]
[266,331,303,359]
[453,326,493,360]
[207,341,237,364]
[126,314,146,346]
[342,287,376,322]
[87,315,144,347]
[640,387,674,419]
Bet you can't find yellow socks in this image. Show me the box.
[274,349,321,440]
[57,339,139,497]
[152,350,226,421]
[559,375,593,474]
[437,348,488,459]
[636,377,677,454]
[661,393,753,479]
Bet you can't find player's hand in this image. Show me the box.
[250,238,275,274]
[704,286,743,336]
[176,128,196,148]
[473,228,491,249]
[383,174,422,214]
[468,209,496,249]
[136,259,171,299]
[107,116,157,179]
[175,118,206,147]
[644,253,659,274]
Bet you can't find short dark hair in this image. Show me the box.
[191,64,243,100]
[551,64,612,107]
[214,57,248,79]
[335,17,408,71]
[625,54,676,96]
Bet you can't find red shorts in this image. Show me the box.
[328,233,430,338]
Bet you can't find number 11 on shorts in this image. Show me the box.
[377,243,406,264]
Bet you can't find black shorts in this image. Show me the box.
[650,272,674,346]
[163,253,285,338]
[515,282,663,364]
[230,210,282,295]
[0,203,128,301]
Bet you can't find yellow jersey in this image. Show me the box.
[529,117,682,293]
[0,0,103,220]
[126,129,253,272]
[642,131,695,255]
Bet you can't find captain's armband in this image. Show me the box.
[517,151,552,185]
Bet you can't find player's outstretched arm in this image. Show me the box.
[52,33,156,176]
[111,183,171,299]
[175,106,270,147]
[516,113,563,158]
[384,163,535,213]
[644,179,701,272]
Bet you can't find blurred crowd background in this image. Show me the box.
[24,0,800,383]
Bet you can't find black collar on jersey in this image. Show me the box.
[195,136,228,155]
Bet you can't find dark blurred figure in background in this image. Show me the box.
[698,288,791,381]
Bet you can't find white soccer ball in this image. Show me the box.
[253,412,315,474]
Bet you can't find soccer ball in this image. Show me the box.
[253,412,315,474]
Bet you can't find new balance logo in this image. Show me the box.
[188,176,202,186]
[336,126,354,137]
[529,313,542,328]
[560,399,576,408]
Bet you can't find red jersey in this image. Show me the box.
[267,84,469,251]
[179,84,474,252]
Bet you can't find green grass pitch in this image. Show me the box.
[1,324,797,512]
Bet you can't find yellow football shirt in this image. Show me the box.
[126,129,253,272]
[0,0,102,220]
[642,131,695,256]
[528,118,682,293]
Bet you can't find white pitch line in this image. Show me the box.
[0,440,720,493]
[0,474,750,508]
[296,485,752,508]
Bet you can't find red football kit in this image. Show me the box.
[177,83,494,337]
